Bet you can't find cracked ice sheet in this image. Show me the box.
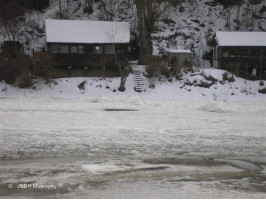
[0,96,265,160]
[0,96,266,198]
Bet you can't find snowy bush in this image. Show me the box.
[143,54,170,79]
[31,52,55,82]
[0,50,32,87]
[0,50,55,88]
[199,102,229,113]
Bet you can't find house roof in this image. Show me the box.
[45,19,130,44]
[216,32,266,47]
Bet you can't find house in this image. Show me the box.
[213,31,266,79]
[45,19,130,77]
[166,49,192,69]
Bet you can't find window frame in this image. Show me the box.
[94,46,103,55]
[49,44,60,53]
[70,46,78,54]
[60,45,69,54]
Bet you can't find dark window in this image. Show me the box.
[238,49,248,57]
[117,49,125,54]
[60,45,69,53]
[71,46,78,53]
[95,46,103,54]
[78,46,93,54]
[105,45,115,54]
[116,46,126,54]
[251,48,263,57]
[83,46,94,54]
[78,46,85,54]
[49,45,60,53]
[230,50,236,58]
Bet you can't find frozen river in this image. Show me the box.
[0,96,266,198]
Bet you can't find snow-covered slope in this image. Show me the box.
[2,0,265,58]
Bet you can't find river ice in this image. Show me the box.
[0,96,266,198]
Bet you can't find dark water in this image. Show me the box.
[0,156,265,198]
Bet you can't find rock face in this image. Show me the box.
[258,87,266,94]
[78,81,87,90]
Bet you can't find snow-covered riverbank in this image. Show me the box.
[1,68,266,101]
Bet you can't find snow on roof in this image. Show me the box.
[166,49,192,54]
[45,19,130,44]
[216,32,266,47]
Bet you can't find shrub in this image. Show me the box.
[202,50,214,66]
[83,5,94,15]
[17,74,33,88]
[0,57,21,84]
[143,54,160,78]
[0,50,32,87]
[0,50,55,88]
[143,54,170,78]
[215,0,244,8]
[160,65,171,79]
[222,72,235,82]
[31,52,55,81]
[259,5,266,14]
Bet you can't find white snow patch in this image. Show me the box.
[199,102,231,113]
[166,49,192,54]
[202,68,229,81]
[217,159,262,172]
[82,163,127,174]
[125,95,144,106]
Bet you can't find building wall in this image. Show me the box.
[214,46,266,79]
[47,43,128,77]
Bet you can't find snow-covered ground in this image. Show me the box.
[1,67,266,101]
[0,91,266,198]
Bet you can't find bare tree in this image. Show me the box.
[134,0,174,64]
[97,0,135,22]
[82,0,94,15]
[134,0,153,64]
[105,27,129,91]
[56,0,80,19]
[97,0,119,21]
[0,2,27,43]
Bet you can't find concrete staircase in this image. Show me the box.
[132,65,145,93]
